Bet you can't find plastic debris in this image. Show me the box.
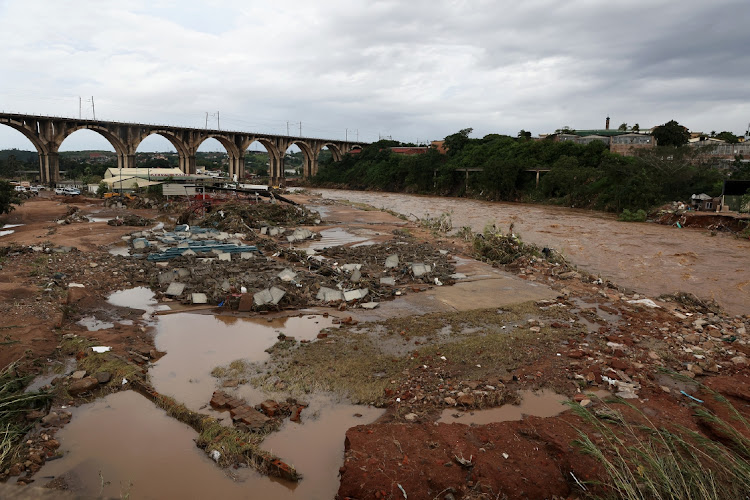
[91,346,111,353]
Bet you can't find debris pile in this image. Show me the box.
[55,206,89,224]
[107,214,152,227]
[196,200,321,233]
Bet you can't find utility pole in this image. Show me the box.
[79,97,82,119]
[286,121,290,136]
[217,111,220,130]
[299,122,302,136]
[91,96,95,120]
[205,112,209,129]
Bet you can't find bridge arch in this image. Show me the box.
[132,130,190,171]
[241,137,282,183]
[280,140,315,179]
[0,119,52,182]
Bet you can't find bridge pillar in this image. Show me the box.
[187,155,197,175]
[40,152,60,185]
[228,155,245,182]
[125,154,137,170]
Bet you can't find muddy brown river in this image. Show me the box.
[316,189,750,316]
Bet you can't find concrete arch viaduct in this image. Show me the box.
[0,113,364,185]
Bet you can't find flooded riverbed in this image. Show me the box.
[316,189,750,315]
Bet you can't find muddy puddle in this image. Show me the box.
[439,389,569,425]
[304,227,371,250]
[25,358,76,393]
[107,287,168,317]
[77,316,115,331]
[150,313,337,411]
[314,189,750,316]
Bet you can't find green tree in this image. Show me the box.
[517,130,532,140]
[632,123,640,132]
[443,128,473,157]
[618,123,628,131]
[0,180,22,214]
[652,120,690,147]
[715,131,739,144]
[554,126,575,134]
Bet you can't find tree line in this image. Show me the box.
[313,126,748,214]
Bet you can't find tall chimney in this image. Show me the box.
[606,116,610,130]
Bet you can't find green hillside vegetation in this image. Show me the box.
[313,130,731,213]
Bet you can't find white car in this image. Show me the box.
[54,187,66,195]
[63,187,81,196]
[13,185,26,193]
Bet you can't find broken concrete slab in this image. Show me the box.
[277,268,297,282]
[132,238,149,250]
[240,252,255,260]
[254,287,286,306]
[344,288,369,302]
[385,254,399,268]
[350,269,362,283]
[191,293,208,304]
[217,252,232,262]
[360,302,380,310]
[316,287,345,302]
[165,282,186,297]
[341,264,362,273]
[181,249,197,257]
[412,263,432,277]
[380,277,396,286]
[238,293,254,312]
[158,271,177,285]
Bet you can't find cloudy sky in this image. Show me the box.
[1,0,749,152]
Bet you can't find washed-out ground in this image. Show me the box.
[0,189,748,499]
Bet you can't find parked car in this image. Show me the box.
[63,187,81,196]
[34,185,46,190]
[13,185,26,193]
[54,187,66,195]
[28,186,39,195]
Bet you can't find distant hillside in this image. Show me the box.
[0,149,38,162]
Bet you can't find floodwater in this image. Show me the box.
[438,389,568,425]
[107,287,168,317]
[25,358,76,393]
[40,312,383,500]
[150,313,337,411]
[316,189,750,315]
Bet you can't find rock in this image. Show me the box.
[70,370,87,380]
[444,397,457,406]
[230,405,271,431]
[41,412,60,426]
[731,356,748,365]
[350,269,362,283]
[68,376,99,396]
[132,238,149,249]
[456,394,475,406]
[66,287,88,305]
[222,379,240,388]
[379,277,396,286]
[94,372,111,384]
[404,413,418,422]
[290,405,304,422]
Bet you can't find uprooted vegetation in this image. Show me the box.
[194,200,321,234]
[213,302,580,407]
[0,362,51,471]
[571,386,750,500]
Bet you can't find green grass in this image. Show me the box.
[570,389,750,500]
[0,362,51,470]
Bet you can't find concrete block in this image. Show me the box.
[240,252,255,260]
[350,269,361,283]
[217,252,231,261]
[165,282,185,296]
[411,263,432,277]
[181,249,197,256]
[344,288,369,302]
[316,287,344,302]
[380,277,396,286]
[191,293,208,304]
[385,254,399,268]
[360,302,380,309]
[132,238,149,250]
[277,268,297,282]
